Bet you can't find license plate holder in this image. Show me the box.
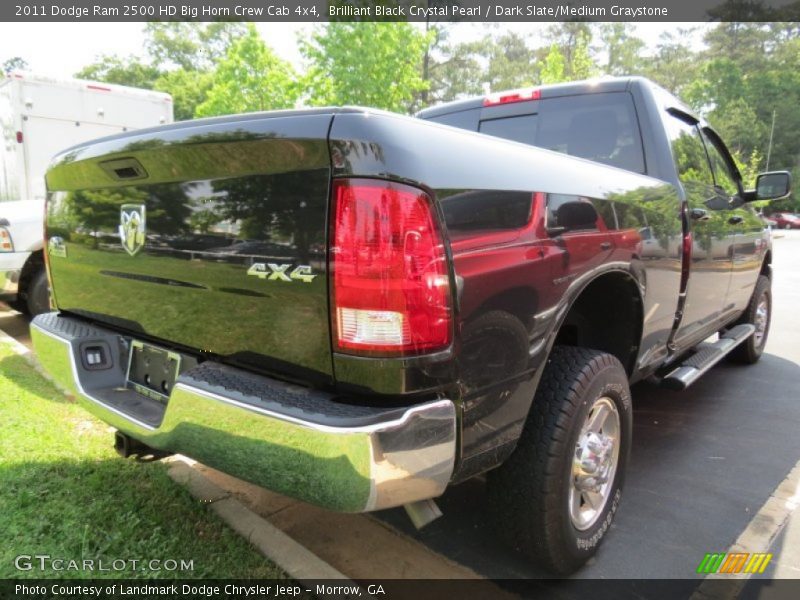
[126,341,182,403]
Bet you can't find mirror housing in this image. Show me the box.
[743,171,792,202]
[548,200,598,235]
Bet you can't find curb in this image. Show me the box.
[167,458,357,587]
[691,459,800,600]
[0,326,32,357]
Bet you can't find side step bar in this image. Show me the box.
[661,324,756,391]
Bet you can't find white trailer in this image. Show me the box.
[0,71,173,313]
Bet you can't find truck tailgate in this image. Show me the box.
[45,112,336,382]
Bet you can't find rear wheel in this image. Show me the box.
[487,346,632,574]
[728,275,771,364]
[25,268,51,316]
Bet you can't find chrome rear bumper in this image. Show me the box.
[30,312,457,512]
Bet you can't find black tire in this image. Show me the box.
[487,346,632,575]
[25,268,51,316]
[728,275,771,364]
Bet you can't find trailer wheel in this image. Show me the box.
[487,346,632,574]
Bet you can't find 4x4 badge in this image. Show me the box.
[119,204,146,256]
[247,263,316,283]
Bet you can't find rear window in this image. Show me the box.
[474,92,645,174]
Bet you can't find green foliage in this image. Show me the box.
[2,56,28,74]
[570,32,596,80]
[75,23,247,121]
[0,344,284,579]
[196,24,299,117]
[644,28,702,96]
[144,22,248,72]
[485,32,537,90]
[422,28,487,106]
[598,23,645,76]
[301,22,429,113]
[154,69,214,122]
[540,45,566,84]
[75,55,161,90]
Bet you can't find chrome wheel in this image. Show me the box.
[569,397,620,531]
[754,293,769,348]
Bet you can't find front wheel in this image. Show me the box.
[487,346,632,575]
[728,275,771,364]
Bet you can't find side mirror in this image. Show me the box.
[548,200,598,235]
[746,171,792,202]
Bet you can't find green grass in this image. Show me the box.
[0,343,285,579]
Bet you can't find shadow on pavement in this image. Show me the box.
[377,353,800,582]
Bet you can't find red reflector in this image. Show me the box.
[331,179,452,356]
[483,88,541,107]
[0,227,13,252]
[87,84,111,92]
[15,131,23,144]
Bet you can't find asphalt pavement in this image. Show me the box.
[376,231,800,581]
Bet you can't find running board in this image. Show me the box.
[660,324,756,391]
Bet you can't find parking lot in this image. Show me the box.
[2,231,799,586]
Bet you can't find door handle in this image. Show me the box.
[728,215,744,225]
[600,242,612,250]
[690,208,710,221]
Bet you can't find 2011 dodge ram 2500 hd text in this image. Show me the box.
[32,77,792,574]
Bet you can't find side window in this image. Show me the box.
[663,115,714,186]
[426,108,481,131]
[442,191,532,232]
[476,92,646,174]
[702,130,740,196]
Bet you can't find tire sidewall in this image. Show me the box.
[558,363,632,564]
[748,277,771,358]
[26,270,50,316]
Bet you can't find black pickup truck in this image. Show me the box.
[32,77,791,574]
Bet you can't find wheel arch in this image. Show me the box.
[550,269,645,377]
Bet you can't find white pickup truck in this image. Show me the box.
[0,71,173,313]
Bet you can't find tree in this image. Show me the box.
[2,56,28,74]
[75,55,161,90]
[540,45,566,84]
[155,69,213,122]
[597,23,645,76]
[485,32,537,91]
[418,26,487,107]
[545,22,593,73]
[196,24,299,117]
[75,23,247,120]
[569,32,596,80]
[301,23,429,113]
[144,22,248,71]
[644,28,702,96]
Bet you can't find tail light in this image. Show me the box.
[330,179,452,356]
[0,226,13,252]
